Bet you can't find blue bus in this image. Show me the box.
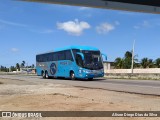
[36,46,107,80]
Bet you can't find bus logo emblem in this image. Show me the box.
[50,63,57,75]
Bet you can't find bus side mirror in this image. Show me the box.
[76,52,84,60]
[102,53,107,61]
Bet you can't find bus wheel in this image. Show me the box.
[42,71,46,79]
[70,71,75,80]
[45,71,49,79]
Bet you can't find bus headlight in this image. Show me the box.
[84,70,91,73]
[79,70,82,73]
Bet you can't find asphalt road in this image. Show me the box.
[0,75,160,96]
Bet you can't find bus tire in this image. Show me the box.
[70,71,75,80]
[45,71,50,79]
[42,71,46,79]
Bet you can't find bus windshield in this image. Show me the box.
[82,50,103,70]
[74,49,103,70]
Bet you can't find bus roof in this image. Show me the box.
[37,46,100,55]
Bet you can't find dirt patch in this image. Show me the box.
[0,78,160,120]
[0,78,35,85]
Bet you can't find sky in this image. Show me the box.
[0,0,160,67]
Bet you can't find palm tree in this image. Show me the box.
[155,58,160,68]
[124,51,132,59]
[114,51,138,69]
[21,61,25,68]
[32,64,35,68]
[114,57,124,69]
[148,59,154,68]
[124,51,138,69]
[141,58,148,68]
[141,58,153,68]
[16,63,20,71]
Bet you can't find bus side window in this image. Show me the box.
[44,54,47,62]
[49,53,53,61]
[53,53,58,61]
[65,50,73,61]
[46,53,49,62]
[40,55,43,62]
[58,51,65,60]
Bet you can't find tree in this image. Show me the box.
[32,64,35,68]
[155,58,160,68]
[124,51,132,58]
[141,58,148,68]
[141,58,153,68]
[21,61,25,68]
[123,51,132,69]
[16,63,20,71]
[114,57,124,69]
[114,51,138,69]
[10,66,16,71]
[0,66,8,72]
[148,59,154,68]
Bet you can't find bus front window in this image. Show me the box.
[83,50,103,70]
[73,49,103,70]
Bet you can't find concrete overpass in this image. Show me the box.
[21,0,160,14]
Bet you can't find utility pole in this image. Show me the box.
[131,40,135,74]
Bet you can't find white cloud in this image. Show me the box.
[57,19,91,36]
[79,7,90,11]
[96,23,115,34]
[11,48,19,52]
[0,19,27,27]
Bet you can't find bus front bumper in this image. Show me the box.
[77,69,104,79]
[85,73,104,78]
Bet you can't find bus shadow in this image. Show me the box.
[40,77,107,81]
[64,78,106,81]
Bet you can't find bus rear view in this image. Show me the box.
[36,46,107,80]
